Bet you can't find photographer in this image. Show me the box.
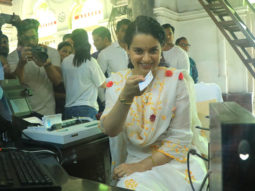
[7,19,62,115]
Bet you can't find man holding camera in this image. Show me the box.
[7,19,62,115]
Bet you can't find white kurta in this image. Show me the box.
[101,67,207,191]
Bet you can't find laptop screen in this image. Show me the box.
[9,98,31,116]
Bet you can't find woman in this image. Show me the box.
[62,29,105,120]
[57,41,73,62]
[54,41,73,115]
[100,16,207,190]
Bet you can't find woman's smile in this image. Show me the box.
[128,34,161,77]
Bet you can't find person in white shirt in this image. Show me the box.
[62,29,106,120]
[7,19,62,115]
[97,19,131,77]
[92,26,112,59]
[162,24,190,73]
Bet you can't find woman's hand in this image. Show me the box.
[113,162,148,180]
[120,75,145,101]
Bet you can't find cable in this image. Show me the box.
[199,170,212,191]
[1,147,60,163]
[21,131,64,164]
[207,183,209,191]
[187,149,209,191]
[195,126,210,131]
[187,149,196,191]
[190,148,208,162]
[21,149,60,163]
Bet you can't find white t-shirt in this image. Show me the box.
[7,46,61,115]
[97,42,128,76]
[163,46,190,73]
[62,55,106,110]
[195,82,223,102]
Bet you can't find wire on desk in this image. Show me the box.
[1,147,61,163]
[21,131,64,164]
[195,126,210,131]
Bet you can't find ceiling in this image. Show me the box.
[154,0,245,12]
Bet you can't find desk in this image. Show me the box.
[20,133,111,184]
[60,133,111,184]
[37,152,130,191]
[7,116,111,184]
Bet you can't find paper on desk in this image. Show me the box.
[22,116,43,125]
[138,70,153,91]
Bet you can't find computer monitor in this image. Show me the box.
[209,102,255,191]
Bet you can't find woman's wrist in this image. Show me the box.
[119,93,134,105]
[139,156,155,171]
[119,96,133,105]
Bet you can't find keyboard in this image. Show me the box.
[0,150,61,190]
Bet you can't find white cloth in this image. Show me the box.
[7,46,61,115]
[101,67,207,191]
[163,46,190,73]
[97,42,128,76]
[97,42,128,102]
[62,54,105,110]
[195,82,223,102]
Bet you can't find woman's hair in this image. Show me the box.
[71,29,91,67]
[124,16,165,49]
[124,16,166,68]
[57,41,73,51]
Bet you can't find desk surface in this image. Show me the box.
[39,153,131,191]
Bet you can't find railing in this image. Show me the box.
[244,0,255,13]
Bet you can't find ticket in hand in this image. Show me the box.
[138,70,153,91]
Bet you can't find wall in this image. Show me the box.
[1,0,114,51]
[154,4,254,94]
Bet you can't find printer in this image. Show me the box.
[1,79,103,145]
[22,117,102,145]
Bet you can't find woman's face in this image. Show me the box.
[59,45,73,61]
[128,34,161,77]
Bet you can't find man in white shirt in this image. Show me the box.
[97,19,131,77]
[162,24,190,73]
[7,19,62,115]
[92,26,112,60]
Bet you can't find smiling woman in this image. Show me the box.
[100,15,207,191]
[127,34,161,77]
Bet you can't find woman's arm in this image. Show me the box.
[113,151,171,179]
[102,75,144,137]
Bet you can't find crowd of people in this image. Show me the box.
[0,15,209,190]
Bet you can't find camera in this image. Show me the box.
[31,46,48,63]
